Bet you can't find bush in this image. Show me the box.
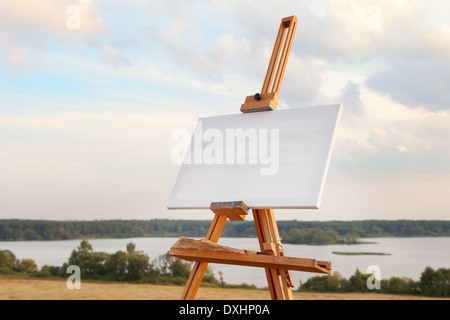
[0,250,16,269]
[419,267,450,297]
[37,265,63,278]
[383,277,419,295]
[39,240,220,285]
[298,272,347,292]
[299,267,450,297]
[0,249,38,274]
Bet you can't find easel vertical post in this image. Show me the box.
[180,214,227,300]
[253,209,293,300]
[261,15,298,95]
[240,15,297,113]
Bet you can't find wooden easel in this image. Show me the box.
[170,16,332,300]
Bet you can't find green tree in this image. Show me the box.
[104,243,153,281]
[283,228,307,244]
[298,275,328,292]
[16,259,38,273]
[348,269,369,292]
[68,239,110,279]
[68,239,93,276]
[126,248,150,281]
[153,252,218,285]
[298,272,348,293]
[126,243,136,254]
[419,266,435,296]
[105,250,128,280]
[419,267,450,297]
[385,277,418,295]
[283,228,339,245]
[343,232,360,245]
[0,250,16,270]
[325,272,343,292]
[157,253,192,279]
[38,265,62,278]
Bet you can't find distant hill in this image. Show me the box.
[0,219,449,243]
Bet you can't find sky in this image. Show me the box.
[0,0,449,221]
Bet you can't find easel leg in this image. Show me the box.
[180,214,227,300]
[253,209,293,300]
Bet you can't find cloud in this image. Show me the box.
[338,81,364,116]
[101,44,129,67]
[366,60,450,111]
[143,18,250,81]
[368,111,450,152]
[333,109,450,178]
[297,0,450,111]
[0,0,103,33]
[0,0,104,74]
[3,47,41,76]
[295,0,450,62]
[278,55,324,107]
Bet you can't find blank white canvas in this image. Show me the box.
[167,104,342,210]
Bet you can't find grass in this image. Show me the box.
[1,276,446,300]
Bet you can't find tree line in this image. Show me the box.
[282,228,362,245]
[299,267,450,298]
[0,219,449,244]
[0,240,224,287]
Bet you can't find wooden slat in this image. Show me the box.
[205,214,227,243]
[252,208,277,299]
[261,15,297,95]
[265,209,294,297]
[272,16,297,93]
[170,238,331,274]
[261,21,286,94]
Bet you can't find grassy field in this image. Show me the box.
[0,277,447,300]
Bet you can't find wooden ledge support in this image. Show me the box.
[210,201,249,221]
[240,92,279,113]
[170,237,332,274]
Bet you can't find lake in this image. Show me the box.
[1,237,449,288]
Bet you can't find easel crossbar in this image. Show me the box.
[170,238,331,274]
